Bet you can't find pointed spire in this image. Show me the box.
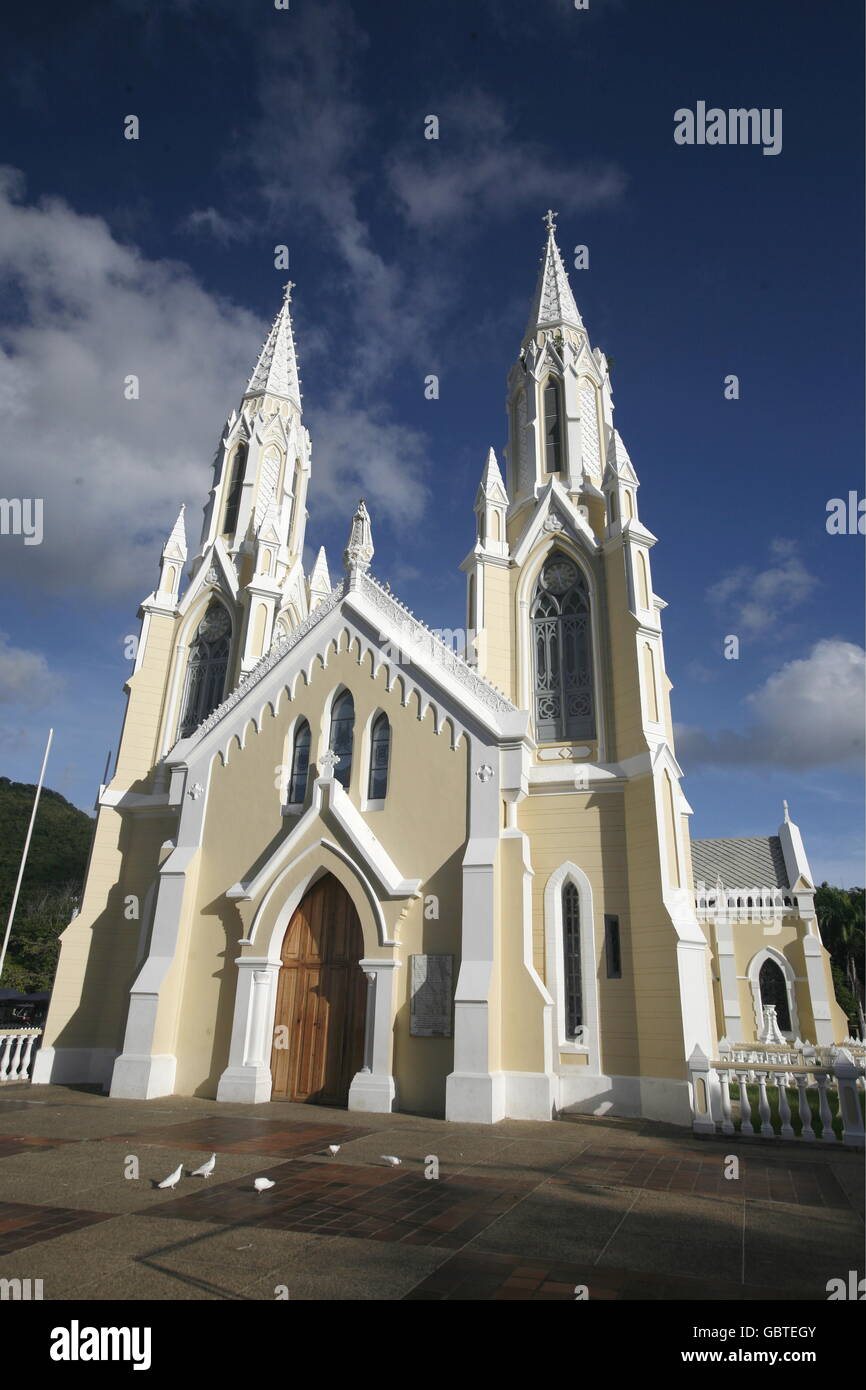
[525,210,584,340]
[343,499,374,575]
[244,283,301,408]
[163,503,187,561]
[309,545,332,600]
[479,446,505,495]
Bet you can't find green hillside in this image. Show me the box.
[0,778,94,992]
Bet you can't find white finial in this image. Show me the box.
[283,280,295,303]
[783,799,790,823]
[543,208,558,233]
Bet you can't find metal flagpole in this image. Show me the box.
[0,728,54,983]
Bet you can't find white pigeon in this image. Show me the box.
[191,1153,216,1179]
[380,1155,402,1167]
[327,1145,341,1157]
[254,1177,275,1193]
[157,1163,183,1190]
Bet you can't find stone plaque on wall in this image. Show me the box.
[410,954,453,1037]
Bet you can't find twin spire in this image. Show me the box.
[244,280,301,407]
[524,209,584,341]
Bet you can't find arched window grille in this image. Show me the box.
[288,720,311,804]
[531,552,595,741]
[759,958,791,1032]
[543,377,563,472]
[329,690,355,790]
[563,882,583,1039]
[179,604,231,737]
[367,713,391,801]
[222,443,247,537]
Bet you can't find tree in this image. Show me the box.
[815,883,865,1037]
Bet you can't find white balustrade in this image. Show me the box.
[0,1029,42,1083]
[689,1044,865,1146]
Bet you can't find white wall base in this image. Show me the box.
[445,1070,507,1123]
[503,1071,558,1121]
[31,1046,117,1089]
[348,1070,396,1114]
[639,1076,692,1126]
[216,1064,273,1104]
[110,1052,176,1100]
[557,1072,642,1118]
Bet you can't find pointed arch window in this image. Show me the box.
[179,603,232,737]
[329,690,355,790]
[759,958,791,1032]
[222,443,247,537]
[288,720,311,804]
[563,882,583,1039]
[543,376,563,473]
[367,713,391,801]
[532,552,595,741]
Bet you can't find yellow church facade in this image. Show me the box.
[34,220,847,1126]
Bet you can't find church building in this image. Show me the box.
[34,217,847,1125]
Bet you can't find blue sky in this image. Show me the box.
[0,0,862,885]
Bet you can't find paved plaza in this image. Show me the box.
[0,1086,861,1301]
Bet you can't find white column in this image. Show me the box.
[803,936,835,1045]
[348,959,399,1113]
[216,958,278,1103]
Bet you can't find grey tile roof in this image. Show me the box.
[691,836,789,891]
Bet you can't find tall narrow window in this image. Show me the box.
[367,713,391,801]
[563,882,583,1039]
[604,915,622,979]
[329,690,355,789]
[543,377,563,472]
[532,552,594,741]
[759,958,791,1032]
[222,443,247,537]
[179,604,231,737]
[288,720,311,804]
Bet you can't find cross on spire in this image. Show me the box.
[282,280,295,303]
[543,208,558,233]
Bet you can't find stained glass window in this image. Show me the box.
[532,552,594,741]
[179,604,231,737]
[368,713,390,801]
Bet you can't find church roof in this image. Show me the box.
[691,836,790,890]
[244,285,301,407]
[525,217,584,339]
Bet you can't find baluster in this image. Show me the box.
[794,1074,816,1140]
[4,1035,23,1083]
[720,1071,734,1134]
[815,1071,836,1143]
[16,1033,36,1082]
[757,1071,774,1136]
[738,1069,755,1135]
[0,1035,10,1082]
[775,1071,794,1139]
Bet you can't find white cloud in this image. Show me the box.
[706,539,818,635]
[179,207,255,246]
[676,639,865,770]
[387,90,626,232]
[0,632,58,705]
[0,167,265,597]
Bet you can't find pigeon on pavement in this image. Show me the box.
[254,1177,276,1193]
[157,1163,184,1190]
[191,1153,216,1178]
[380,1155,402,1167]
[327,1145,341,1157]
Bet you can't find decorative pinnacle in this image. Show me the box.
[783,799,790,823]
[283,280,295,303]
[543,208,558,232]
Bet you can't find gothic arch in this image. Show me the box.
[746,946,801,1039]
[516,536,604,752]
[543,861,601,1074]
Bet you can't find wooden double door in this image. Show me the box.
[270,874,367,1106]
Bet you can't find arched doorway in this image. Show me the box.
[270,874,367,1105]
[758,957,792,1033]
